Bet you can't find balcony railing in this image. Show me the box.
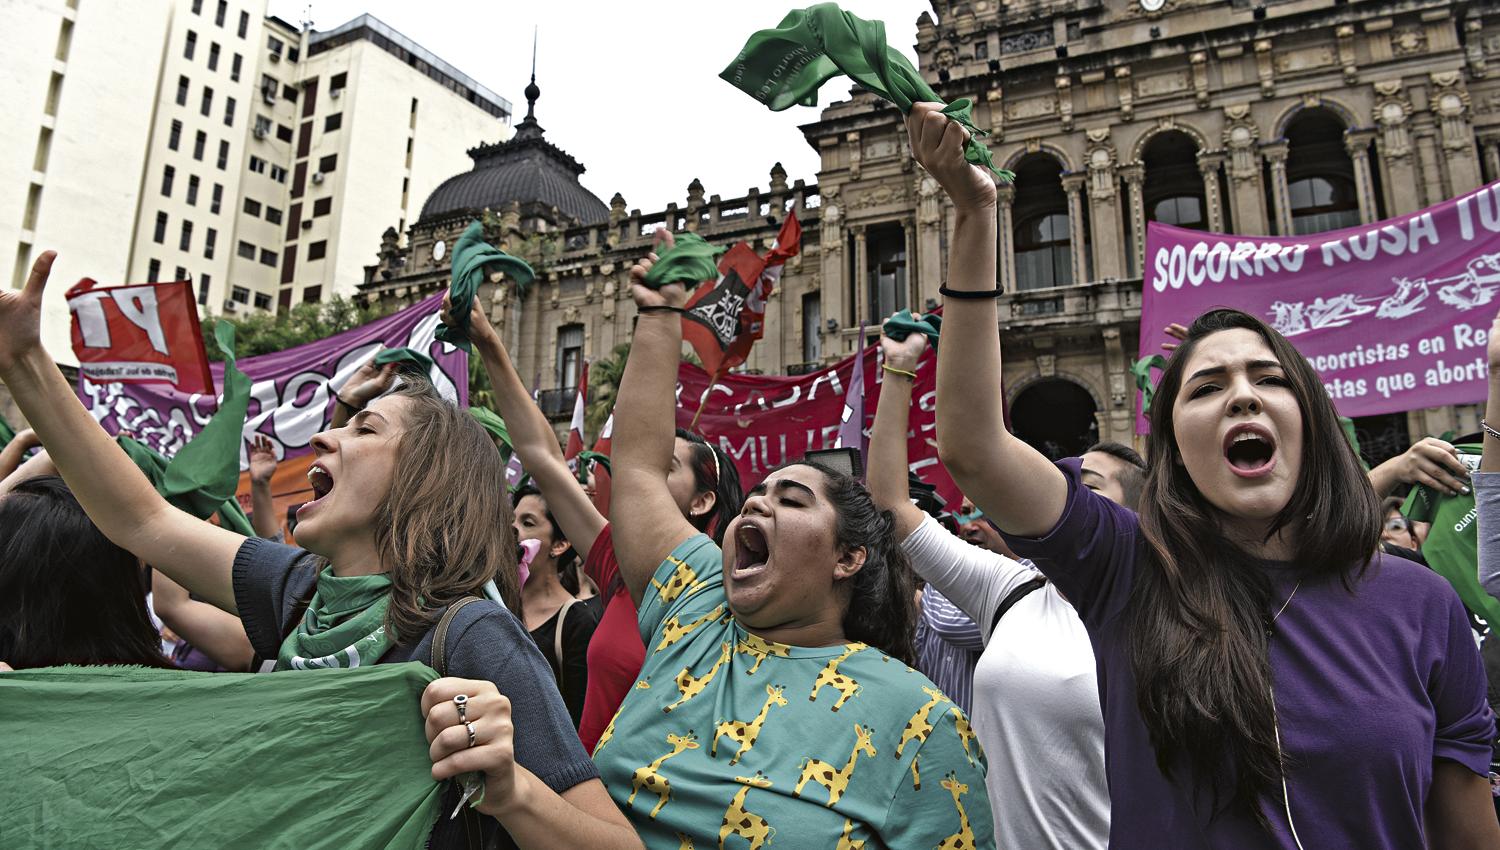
[536,387,577,420]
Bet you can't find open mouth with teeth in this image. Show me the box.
[301,464,335,513]
[1223,425,1276,478]
[732,522,771,580]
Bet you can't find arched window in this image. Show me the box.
[1288,175,1359,235]
[1152,195,1206,229]
[1143,131,1208,232]
[1284,107,1368,234]
[1011,153,1071,291]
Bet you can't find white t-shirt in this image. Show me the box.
[903,514,1108,850]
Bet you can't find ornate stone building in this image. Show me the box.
[361,0,1500,462]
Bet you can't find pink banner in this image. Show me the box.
[1138,181,1500,430]
[676,344,959,509]
[77,293,467,466]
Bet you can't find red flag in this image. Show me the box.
[565,361,589,463]
[67,278,213,394]
[587,412,613,517]
[681,211,802,379]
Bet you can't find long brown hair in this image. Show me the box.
[375,379,520,641]
[1128,309,1379,822]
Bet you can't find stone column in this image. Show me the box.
[1223,105,1270,234]
[1196,151,1227,232]
[1061,173,1090,285]
[817,187,845,340]
[1119,162,1145,278]
[1373,82,1421,216]
[1343,129,1379,224]
[852,224,868,326]
[996,183,1016,292]
[1262,140,1293,236]
[1084,134,1125,281]
[916,175,944,306]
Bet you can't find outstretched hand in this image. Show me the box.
[341,357,398,408]
[0,251,55,373]
[1160,323,1190,352]
[628,228,689,310]
[248,435,278,484]
[905,103,995,212]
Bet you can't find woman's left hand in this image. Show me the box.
[422,677,520,818]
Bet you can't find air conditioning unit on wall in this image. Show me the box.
[311,172,325,184]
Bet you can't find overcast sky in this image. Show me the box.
[268,1,931,213]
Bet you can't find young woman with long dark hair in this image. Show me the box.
[0,252,641,850]
[916,100,1498,848]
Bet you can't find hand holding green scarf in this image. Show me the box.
[437,220,535,353]
[882,309,942,349]
[641,232,726,290]
[722,4,1012,182]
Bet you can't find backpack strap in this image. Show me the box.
[989,576,1048,637]
[428,596,484,677]
[552,598,579,690]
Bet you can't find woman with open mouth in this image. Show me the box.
[591,230,995,848]
[916,93,1498,850]
[0,251,643,850]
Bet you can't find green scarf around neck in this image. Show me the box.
[276,567,397,670]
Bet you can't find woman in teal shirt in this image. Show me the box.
[596,231,994,849]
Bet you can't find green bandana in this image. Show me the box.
[469,406,512,452]
[2,664,443,849]
[1131,355,1166,417]
[882,309,942,349]
[437,220,536,353]
[722,4,1012,182]
[641,232,726,290]
[276,567,397,670]
[374,347,435,377]
[1403,444,1499,626]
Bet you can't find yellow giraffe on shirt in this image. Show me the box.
[936,772,976,850]
[719,772,776,850]
[657,604,727,652]
[896,687,949,758]
[836,819,865,850]
[794,723,878,806]
[627,731,700,819]
[910,752,922,790]
[735,631,791,675]
[713,683,789,765]
[952,708,979,767]
[593,708,622,754]
[677,835,695,850]
[652,556,708,604]
[809,643,865,712]
[664,641,733,713]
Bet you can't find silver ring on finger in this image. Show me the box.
[453,694,469,724]
[464,721,477,749]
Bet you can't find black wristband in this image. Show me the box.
[939,283,1005,300]
[637,305,687,315]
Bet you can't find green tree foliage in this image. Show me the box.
[198,296,393,362]
[585,343,699,438]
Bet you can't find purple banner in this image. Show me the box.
[1138,181,1500,431]
[78,293,467,466]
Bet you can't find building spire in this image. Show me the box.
[524,26,540,121]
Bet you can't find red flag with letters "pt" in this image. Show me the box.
[67,278,213,394]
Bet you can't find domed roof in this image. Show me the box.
[419,80,607,227]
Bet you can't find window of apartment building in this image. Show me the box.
[168,120,182,150]
[214,0,226,26]
[302,285,321,303]
[160,164,175,197]
[307,240,327,261]
[176,75,190,106]
[267,35,283,57]
[223,96,235,126]
[269,165,287,183]
[230,53,242,82]
[237,240,255,259]
[198,273,210,305]
[237,10,249,38]
[208,42,220,71]
[254,292,271,310]
[556,325,583,391]
[276,123,293,142]
[200,86,213,117]
[153,212,168,244]
[281,246,296,283]
[179,220,193,251]
[204,227,216,259]
[231,285,249,304]
[147,259,161,281]
[329,72,347,94]
[248,156,266,174]
[216,139,229,170]
[175,266,187,282]
[282,84,298,102]
[192,0,202,14]
[317,154,337,174]
[323,113,342,132]
[259,248,277,267]
[254,115,271,138]
[312,197,332,217]
[210,183,223,213]
[186,175,199,206]
[242,198,261,217]
[287,46,299,62]
[264,206,282,225]
[193,131,206,161]
[184,30,197,60]
[259,73,277,103]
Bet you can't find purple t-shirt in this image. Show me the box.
[1004,458,1494,849]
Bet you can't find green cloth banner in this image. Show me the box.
[437,220,535,353]
[1403,444,1500,627]
[641,232,725,290]
[0,664,443,849]
[375,347,436,377]
[722,3,1012,182]
[882,308,941,349]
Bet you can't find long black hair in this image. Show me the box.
[677,428,743,545]
[1128,309,1380,822]
[795,460,917,665]
[0,476,173,668]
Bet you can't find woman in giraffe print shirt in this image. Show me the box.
[590,230,994,849]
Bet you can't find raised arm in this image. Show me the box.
[0,428,40,480]
[611,230,700,604]
[247,435,281,539]
[329,357,396,429]
[452,294,606,559]
[1368,437,1469,498]
[909,103,1067,537]
[868,329,929,541]
[151,569,253,671]
[0,253,244,611]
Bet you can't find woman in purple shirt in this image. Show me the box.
[905,98,1499,849]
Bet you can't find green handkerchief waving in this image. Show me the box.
[641,232,726,290]
[437,220,536,353]
[722,3,1013,182]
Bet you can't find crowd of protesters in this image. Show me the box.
[2,101,1500,849]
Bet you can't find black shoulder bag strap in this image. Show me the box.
[989,576,1048,636]
[427,595,487,850]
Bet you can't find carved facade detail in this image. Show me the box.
[1430,71,1474,152]
[1084,129,1118,200]
[1372,79,1414,161]
[1222,104,1261,184]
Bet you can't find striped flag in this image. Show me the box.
[565,361,589,468]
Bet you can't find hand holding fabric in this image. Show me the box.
[248,435,278,485]
[443,292,503,355]
[905,103,996,211]
[372,347,436,379]
[422,677,520,818]
[1386,437,1470,496]
[639,230,724,291]
[882,309,941,351]
[629,229,690,310]
[879,318,928,372]
[0,251,54,372]
[437,220,535,353]
[341,357,398,408]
